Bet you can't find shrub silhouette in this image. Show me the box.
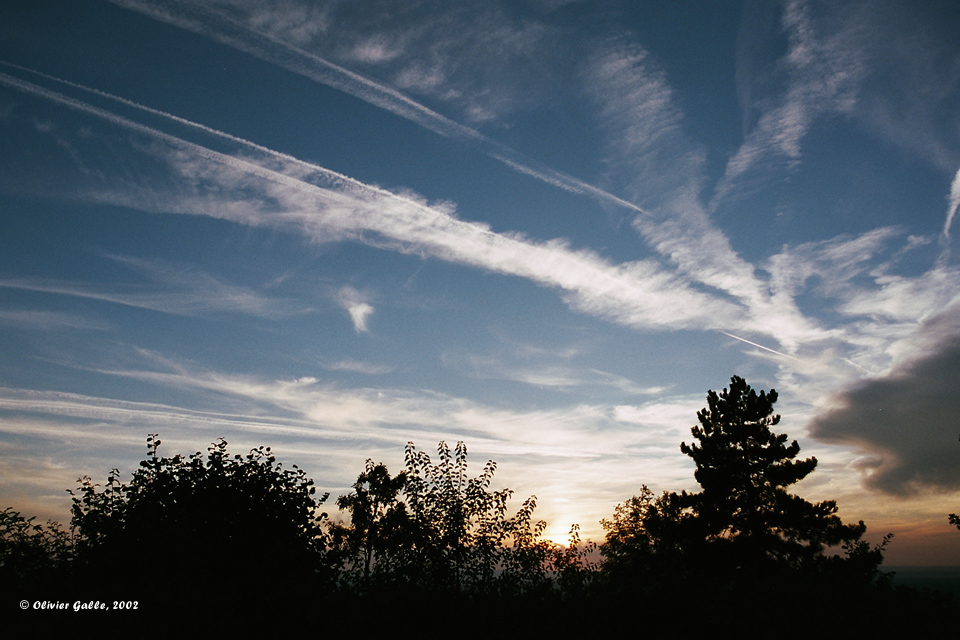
[69,435,331,607]
[0,507,72,594]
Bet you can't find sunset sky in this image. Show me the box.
[2,0,960,564]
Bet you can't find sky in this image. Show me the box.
[1,0,959,565]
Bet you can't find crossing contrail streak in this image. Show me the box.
[0,62,399,203]
[719,331,799,361]
[0,70,733,333]
[103,0,648,216]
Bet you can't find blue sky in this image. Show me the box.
[2,0,960,563]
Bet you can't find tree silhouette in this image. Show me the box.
[603,376,886,593]
[401,440,549,595]
[329,460,412,588]
[69,435,332,607]
[679,376,870,574]
[331,441,554,597]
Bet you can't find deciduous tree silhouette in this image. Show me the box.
[332,441,555,597]
[329,460,412,588]
[601,486,692,587]
[69,435,332,606]
[402,441,554,595]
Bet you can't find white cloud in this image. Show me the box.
[847,1,960,178]
[240,0,333,46]
[724,0,960,220]
[717,0,868,204]
[582,40,694,208]
[0,267,296,319]
[338,286,374,333]
[581,39,824,353]
[443,351,664,396]
[767,228,960,332]
[758,227,960,417]
[0,309,107,331]
[837,268,960,323]
[0,73,748,337]
[945,165,960,241]
[0,352,709,539]
[76,2,958,376]
[98,1,647,214]
[346,35,404,65]
[321,360,394,375]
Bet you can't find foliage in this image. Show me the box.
[8,402,936,623]
[403,440,516,592]
[679,376,870,572]
[331,441,558,597]
[329,460,411,587]
[0,507,72,586]
[602,376,886,591]
[69,434,331,600]
[546,524,599,598]
[602,487,675,569]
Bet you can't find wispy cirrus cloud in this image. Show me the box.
[723,0,960,224]
[0,365,696,538]
[442,350,666,397]
[0,72,745,337]
[1,337,703,531]
[0,309,107,332]
[61,348,676,462]
[766,227,904,303]
[100,0,645,214]
[578,21,960,487]
[767,228,960,330]
[945,167,960,241]
[320,359,394,375]
[0,386,317,438]
[581,38,824,353]
[717,0,868,205]
[849,1,960,179]
[0,261,298,320]
[194,0,557,123]
[48,2,957,369]
[582,17,960,383]
[755,225,960,453]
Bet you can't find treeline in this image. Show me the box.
[3,377,956,633]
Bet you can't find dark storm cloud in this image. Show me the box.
[809,306,960,495]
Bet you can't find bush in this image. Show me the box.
[68,435,332,609]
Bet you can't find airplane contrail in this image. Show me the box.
[0,68,445,211]
[944,165,960,241]
[718,331,799,361]
[103,0,649,217]
[1,71,730,333]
